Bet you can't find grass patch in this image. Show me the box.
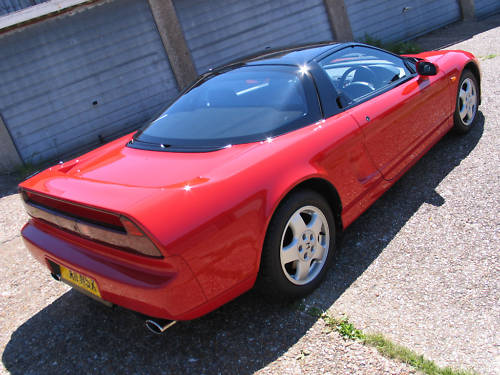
[362,34,422,54]
[364,334,475,375]
[481,54,496,60]
[305,308,476,375]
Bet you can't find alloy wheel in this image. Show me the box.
[280,205,330,285]
[458,77,477,126]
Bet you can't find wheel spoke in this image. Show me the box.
[470,91,477,104]
[309,213,323,235]
[459,105,468,119]
[459,89,466,103]
[288,212,307,236]
[468,105,475,120]
[295,260,310,281]
[311,243,325,261]
[281,240,300,264]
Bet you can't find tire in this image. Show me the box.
[453,70,479,134]
[256,189,336,299]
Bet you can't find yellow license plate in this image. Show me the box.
[60,265,101,298]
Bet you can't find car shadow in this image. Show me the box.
[0,174,22,199]
[2,114,484,375]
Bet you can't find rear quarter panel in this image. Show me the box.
[131,112,381,301]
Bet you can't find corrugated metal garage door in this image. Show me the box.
[174,0,333,74]
[475,0,500,18]
[0,0,48,16]
[345,0,461,42]
[0,0,178,164]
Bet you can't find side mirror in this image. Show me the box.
[416,61,438,76]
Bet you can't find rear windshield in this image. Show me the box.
[133,65,321,151]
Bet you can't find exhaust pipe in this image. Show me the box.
[145,319,177,334]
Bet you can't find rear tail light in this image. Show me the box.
[23,190,123,229]
[120,217,145,236]
[21,189,163,258]
[119,216,162,257]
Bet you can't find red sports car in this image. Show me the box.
[19,42,480,333]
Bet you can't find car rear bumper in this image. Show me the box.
[21,219,207,320]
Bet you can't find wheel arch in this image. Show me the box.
[255,176,344,294]
[263,177,344,253]
[286,178,343,236]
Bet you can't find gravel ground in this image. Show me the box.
[1,15,499,375]
[319,16,500,375]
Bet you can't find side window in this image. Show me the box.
[319,46,412,106]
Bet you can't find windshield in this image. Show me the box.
[132,65,321,151]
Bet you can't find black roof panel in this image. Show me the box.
[212,42,344,71]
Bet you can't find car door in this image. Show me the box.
[318,45,450,181]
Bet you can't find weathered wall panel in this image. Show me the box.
[0,0,48,16]
[174,0,333,74]
[475,0,500,18]
[0,0,178,164]
[345,0,461,42]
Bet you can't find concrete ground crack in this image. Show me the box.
[1,234,21,245]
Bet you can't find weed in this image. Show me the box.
[336,317,365,341]
[306,306,323,317]
[289,298,306,312]
[14,162,41,180]
[362,34,422,54]
[321,314,365,340]
[296,349,310,361]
